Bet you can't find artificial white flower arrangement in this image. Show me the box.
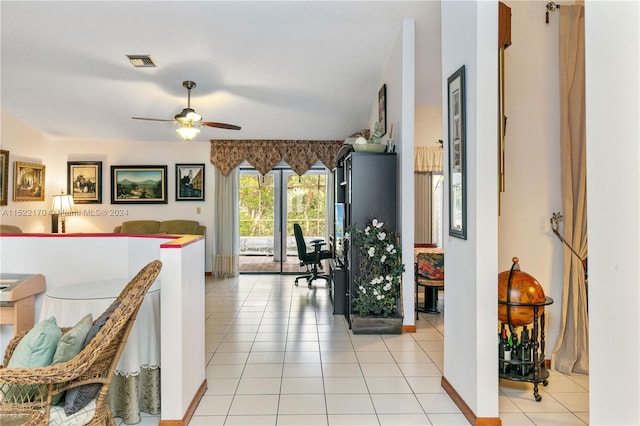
[346,217,405,317]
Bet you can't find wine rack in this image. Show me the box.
[498,297,554,401]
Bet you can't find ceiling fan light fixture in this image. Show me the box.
[175,108,202,124]
[176,124,200,141]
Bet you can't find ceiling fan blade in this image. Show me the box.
[202,121,241,130]
[131,117,174,122]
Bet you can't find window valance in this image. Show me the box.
[415,146,443,173]
[210,139,344,176]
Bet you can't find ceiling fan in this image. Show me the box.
[132,80,241,141]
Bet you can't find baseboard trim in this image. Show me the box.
[402,325,417,333]
[158,379,208,426]
[441,376,502,426]
[205,271,212,276]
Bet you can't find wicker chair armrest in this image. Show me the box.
[0,363,82,386]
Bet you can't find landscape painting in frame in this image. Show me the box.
[176,163,205,201]
[14,161,45,202]
[111,165,167,204]
[68,161,102,204]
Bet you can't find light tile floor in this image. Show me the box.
[118,274,589,425]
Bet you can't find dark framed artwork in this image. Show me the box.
[14,161,45,202]
[111,165,167,204]
[176,164,205,201]
[0,150,8,206]
[67,161,102,204]
[447,65,466,239]
[378,84,387,136]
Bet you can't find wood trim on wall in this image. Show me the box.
[159,379,208,426]
[441,376,502,426]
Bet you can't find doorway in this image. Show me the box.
[239,167,328,274]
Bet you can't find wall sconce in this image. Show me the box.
[51,192,77,233]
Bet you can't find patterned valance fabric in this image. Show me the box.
[415,146,443,172]
[210,139,344,176]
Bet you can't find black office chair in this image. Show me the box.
[293,223,332,287]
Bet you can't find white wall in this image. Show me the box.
[441,0,499,418]
[1,110,215,271]
[499,0,564,360]
[585,1,640,423]
[415,106,443,147]
[371,19,417,327]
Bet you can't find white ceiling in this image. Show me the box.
[1,1,441,143]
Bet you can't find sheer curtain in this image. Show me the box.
[551,5,589,375]
[415,173,433,243]
[414,146,443,244]
[213,167,239,277]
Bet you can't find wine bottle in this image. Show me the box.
[498,324,505,371]
[520,326,531,376]
[510,330,520,375]
[502,329,511,374]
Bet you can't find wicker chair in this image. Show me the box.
[0,260,162,425]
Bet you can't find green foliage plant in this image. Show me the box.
[347,217,405,317]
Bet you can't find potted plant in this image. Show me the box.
[347,217,405,333]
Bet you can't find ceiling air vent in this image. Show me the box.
[127,55,157,68]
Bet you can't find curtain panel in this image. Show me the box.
[210,139,343,176]
[414,173,433,244]
[551,5,589,375]
[213,167,239,277]
[414,146,443,172]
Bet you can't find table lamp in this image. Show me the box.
[51,192,77,233]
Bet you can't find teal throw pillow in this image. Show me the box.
[8,316,61,368]
[49,314,93,405]
[3,316,61,403]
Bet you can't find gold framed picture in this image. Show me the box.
[14,161,45,202]
[0,150,8,206]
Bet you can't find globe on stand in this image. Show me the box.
[498,257,546,326]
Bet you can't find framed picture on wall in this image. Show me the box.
[67,161,102,204]
[447,65,467,239]
[176,164,205,201]
[111,165,167,204]
[0,150,8,206]
[14,161,45,202]
[378,84,387,136]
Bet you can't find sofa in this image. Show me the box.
[113,220,205,236]
[0,224,23,233]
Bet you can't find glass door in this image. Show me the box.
[239,167,327,274]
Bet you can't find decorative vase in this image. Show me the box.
[351,315,403,335]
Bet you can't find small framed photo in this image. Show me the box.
[14,161,45,202]
[111,165,167,204]
[0,150,8,206]
[378,84,387,136]
[447,65,466,239]
[67,161,102,204]
[176,164,205,201]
